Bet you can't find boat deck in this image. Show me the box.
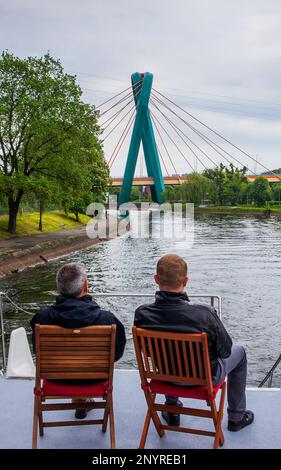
[0,370,280,449]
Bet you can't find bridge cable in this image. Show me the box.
[156,143,170,176]
[100,84,143,134]
[150,98,220,169]
[152,108,209,172]
[150,102,212,172]
[96,79,143,108]
[150,110,198,173]
[100,98,135,129]
[108,109,136,169]
[151,92,260,175]
[150,114,182,180]
[108,112,136,170]
[152,88,281,179]
[99,80,143,118]
[100,82,143,129]
[107,81,145,168]
[103,103,137,141]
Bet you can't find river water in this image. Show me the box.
[1,213,280,386]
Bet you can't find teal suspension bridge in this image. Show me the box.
[97,72,281,203]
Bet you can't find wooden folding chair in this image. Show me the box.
[132,327,226,449]
[32,324,116,449]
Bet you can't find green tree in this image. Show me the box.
[63,192,92,222]
[239,182,251,205]
[0,51,108,233]
[180,173,212,205]
[272,183,281,203]
[130,186,140,201]
[163,185,177,202]
[203,164,227,205]
[30,176,59,231]
[251,177,272,207]
[204,163,247,205]
[224,164,247,205]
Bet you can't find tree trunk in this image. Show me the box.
[7,190,23,234]
[75,211,79,222]
[38,198,44,232]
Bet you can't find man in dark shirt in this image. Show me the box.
[31,262,126,419]
[134,254,254,432]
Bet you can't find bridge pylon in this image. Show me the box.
[118,72,165,205]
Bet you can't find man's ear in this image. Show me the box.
[84,279,89,293]
[183,276,189,287]
[154,274,160,285]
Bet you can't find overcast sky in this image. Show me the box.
[1,0,281,176]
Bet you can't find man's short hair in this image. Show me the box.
[56,262,87,298]
[156,254,188,289]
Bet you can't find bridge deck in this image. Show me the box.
[1,370,280,449]
[111,175,281,186]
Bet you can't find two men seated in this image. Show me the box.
[31,254,254,432]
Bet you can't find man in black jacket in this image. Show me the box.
[31,262,126,419]
[134,254,254,432]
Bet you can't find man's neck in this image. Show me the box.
[159,288,184,294]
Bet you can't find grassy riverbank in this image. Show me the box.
[0,211,91,239]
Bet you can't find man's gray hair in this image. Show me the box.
[56,263,87,298]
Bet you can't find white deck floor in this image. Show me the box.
[0,370,280,449]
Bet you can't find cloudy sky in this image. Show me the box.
[1,0,281,176]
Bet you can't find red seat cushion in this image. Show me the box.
[40,379,109,397]
[149,379,225,401]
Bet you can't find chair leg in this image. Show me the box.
[210,400,221,449]
[139,408,152,449]
[140,392,165,449]
[108,395,116,449]
[32,397,38,449]
[217,383,227,447]
[210,385,226,449]
[102,402,110,433]
[38,399,44,437]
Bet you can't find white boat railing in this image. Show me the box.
[0,291,222,373]
[1,290,280,387]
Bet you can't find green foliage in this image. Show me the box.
[272,184,281,202]
[251,177,272,207]
[180,173,211,205]
[163,185,177,202]
[130,186,140,201]
[203,163,247,205]
[63,192,93,222]
[0,51,109,233]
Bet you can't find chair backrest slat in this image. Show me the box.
[167,339,176,375]
[153,339,163,374]
[35,325,116,383]
[196,342,204,379]
[132,327,212,392]
[175,341,183,376]
[182,340,190,377]
[160,339,168,374]
[188,341,197,379]
[140,335,150,371]
[147,337,157,373]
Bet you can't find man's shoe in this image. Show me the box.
[74,398,95,419]
[75,408,87,419]
[161,399,183,427]
[228,410,254,432]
